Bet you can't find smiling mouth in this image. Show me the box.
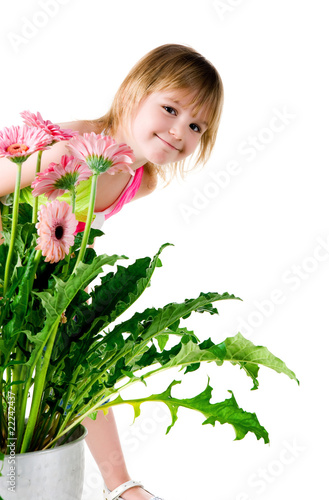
[156,135,180,151]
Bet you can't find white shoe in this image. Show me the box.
[103,480,164,500]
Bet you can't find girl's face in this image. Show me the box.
[127,89,208,165]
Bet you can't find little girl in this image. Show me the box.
[0,43,224,500]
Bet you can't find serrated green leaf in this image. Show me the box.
[36,254,124,321]
[106,379,269,443]
[70,244,173,344]
[90,243,173,322]
[1,249,39,360]
[19,254,125,383]
[223,332,300,389]
[142,292,240,341]
[112,291,240,344]
[159,339,226,369]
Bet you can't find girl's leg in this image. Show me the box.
[83,409,154,500]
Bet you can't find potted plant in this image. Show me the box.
[0,112,298,500]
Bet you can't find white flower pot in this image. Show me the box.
[0,424,87,500]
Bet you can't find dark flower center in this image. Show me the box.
[6,143,29,154]
[55,225,64,240]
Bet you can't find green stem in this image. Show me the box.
[44,387,121,450]
[62,354,190,443]
[19,320,60,453]
[52,332,182,449]
[58,334,155,430]
[49,365,151,450]
[12,341,24,410]
[70,186,76,215]
[0,376,6,451]
[16,353,41,451]
[12,248,42,450]
[32,151,43,224]
[28,249,42,290]
[72,173,98,273]
[62,187,76,277]
[56,343,125,433]
[60,365,81,416]
[3,162,23,295]
[33,401,61,450]
[78,330,159,398]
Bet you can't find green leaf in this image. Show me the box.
[1,249,39,359]
[157,338,226,371]
[23,254,125,377]
[59,290,240,418]
[73,228,104,250]
[223,332,300,389]
[155,333,299,389]
[70,244,173,344]
[111,291,240,345]
[36,254,124,321]
[90,243,173,322]
[137,292,240,341]
[18,202,33,226]
[156,334,169,351]
[106,379,269,443]
[0,222,35,259]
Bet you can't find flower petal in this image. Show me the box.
[31,155,92,199]
[67,132,135,175]
[20,110,79,142]
[0,125,52,162]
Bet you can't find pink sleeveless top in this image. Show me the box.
[75,165,144,233]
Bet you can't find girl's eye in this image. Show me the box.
[190,123,201,133]
[163,106,177,115]
[163,106,201,133]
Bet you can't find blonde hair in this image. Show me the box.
[94,43,224,183]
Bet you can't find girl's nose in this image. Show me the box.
[169,124,183,140]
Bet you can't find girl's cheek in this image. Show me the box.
[191,138,200,153]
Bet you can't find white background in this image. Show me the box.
[1,1,328,499]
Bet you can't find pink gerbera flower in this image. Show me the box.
[31,154,92,200]
[0,125,52,163]
[20,110,79,143]
[66,132,135,175]
[35,200,77,263]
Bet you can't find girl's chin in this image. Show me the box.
[145,148,179,165]
[147,155,173,166]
